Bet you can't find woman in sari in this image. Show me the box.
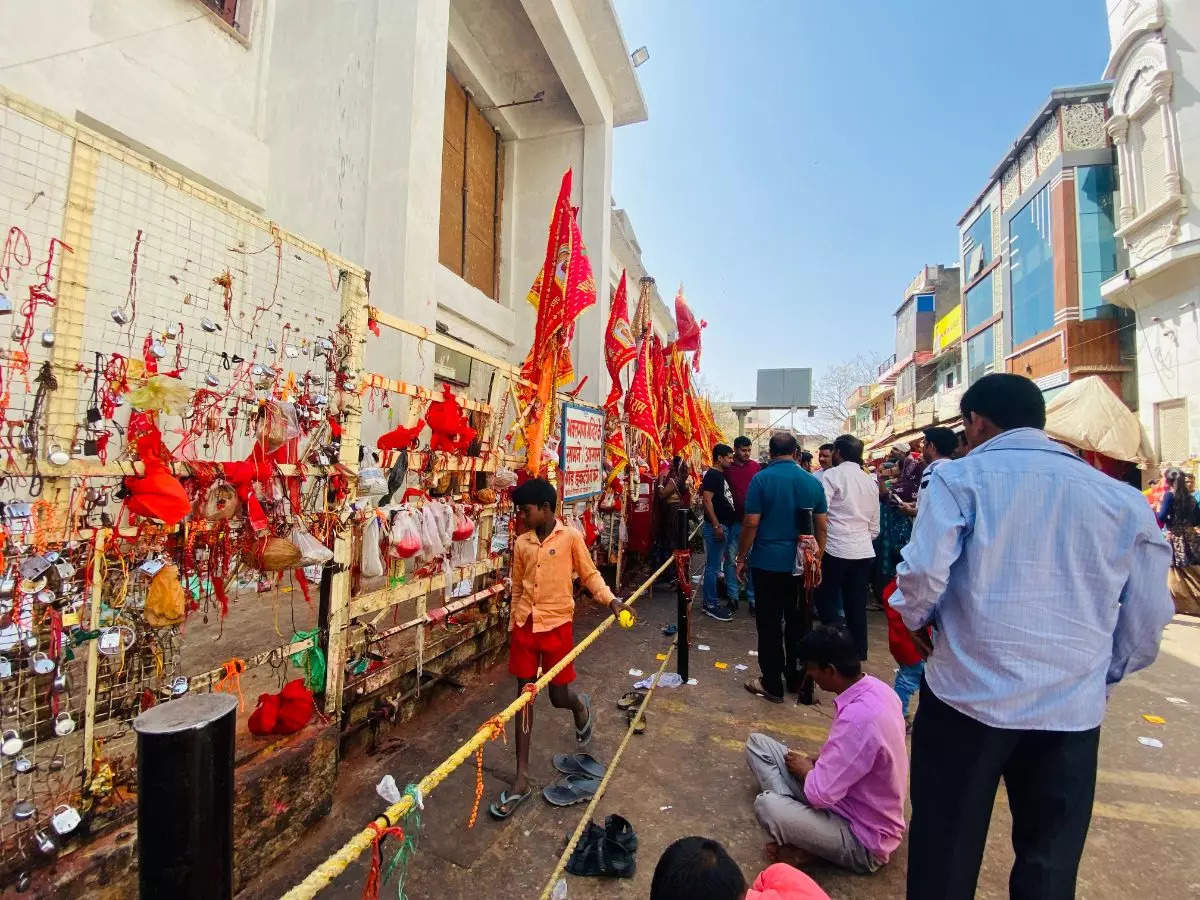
[1158,468,1200,617]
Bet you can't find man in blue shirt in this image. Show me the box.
[893,374,1173,900]
[735,432,828,703]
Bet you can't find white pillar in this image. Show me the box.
[1106,115,1134,226]
[361,0,451,419]
[575,122,613,407]
[1150,71,1181,197]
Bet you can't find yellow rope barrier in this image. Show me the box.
[538,641,677,900]
[281,541,688,900]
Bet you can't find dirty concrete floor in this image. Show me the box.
[246,575,1200,900]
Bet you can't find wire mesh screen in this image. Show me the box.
[0,89,366,876]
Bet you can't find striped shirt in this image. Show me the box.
[891,428,1173,731]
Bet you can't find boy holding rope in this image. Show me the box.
[489,478,632,820]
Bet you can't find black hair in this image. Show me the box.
[768,432,798,458]
[819,443,834,453]
[923,426,958,459]
[712,443,733,462]
[511,478,556,510]
[733,435,752,449]
[800,450,813,466]
[832,433,864,465]
[798,625,861,678]
[960,373,1045,431]
[650,837,746,900]
[1165,468,1199,530]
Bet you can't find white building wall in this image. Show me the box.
[1103,0,1200,463]
[1,0,644,447]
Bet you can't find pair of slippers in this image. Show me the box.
[543,752,605,807]
[565,814,638,879]
[617,691,648,735]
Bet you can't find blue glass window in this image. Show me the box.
[965,271,994,332]
[966,326,995,385]
[961,208,992,283]
[1010,185,1055,347]
[1077,165,1119,320]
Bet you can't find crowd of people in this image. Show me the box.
[685,372,1177,899]
[488,372,1180,899]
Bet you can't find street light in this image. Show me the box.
[631,46,650,67]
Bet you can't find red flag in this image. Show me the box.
[604,423,629,487]
[674,286,706,371]
[625,337,662,464]
[603,271,636,414]
[518,169,597,473]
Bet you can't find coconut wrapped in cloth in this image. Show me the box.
[144,564,185,627]
[255,535,302,572]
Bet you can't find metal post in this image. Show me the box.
[134,694,239,900]
[675,506,689,683]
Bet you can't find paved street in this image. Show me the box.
[249,572,1200,900]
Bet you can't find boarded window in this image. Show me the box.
[439,71,503,300]
[1155,399,1188,463]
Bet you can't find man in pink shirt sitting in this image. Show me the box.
[745,627,908,874]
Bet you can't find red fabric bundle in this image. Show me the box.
[247,678,313,736]
[426,383,470,453]
[123,412,190,526]
[378,418,425,453]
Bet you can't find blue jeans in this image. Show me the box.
[701,523,731,609]
[894,661,924,716]
[725,522,754,605]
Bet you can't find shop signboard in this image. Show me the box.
[933,305,963,354]
[559,403,605,503]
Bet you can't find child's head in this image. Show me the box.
[650,836,747,900]
[512,478,557,530]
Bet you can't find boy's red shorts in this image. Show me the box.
[508,617,576,685]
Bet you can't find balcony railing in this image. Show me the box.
[876,354,897,378]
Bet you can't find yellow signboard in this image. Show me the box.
[933,305,963,353]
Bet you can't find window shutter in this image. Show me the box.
[1135,107,1166,212]
[439,74,467,275]
[464,103,498,298]
[1156,399,1188,463]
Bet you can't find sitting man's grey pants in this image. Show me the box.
[746,732,881,874]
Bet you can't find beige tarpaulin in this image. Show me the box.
[1044,376,1156,467]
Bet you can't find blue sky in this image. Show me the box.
[611,0,1111,404]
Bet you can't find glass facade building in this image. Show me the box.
[1009,184,1056,347]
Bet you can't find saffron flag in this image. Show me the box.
[603,271,636,414]
[674,286,706,371]
[625,337,662,464]
[603,423,629,487]
[518,169,598,474]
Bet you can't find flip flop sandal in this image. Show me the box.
[604,814,638,854]
[576,693,594,746]
[616,690,645,711]
[543,774,602,807]
[553,752,606,779]
[566,832,636,878]
[625,709,646,735]
[744,677,785,704]
[488,786,533,820]
[662,623,678,636]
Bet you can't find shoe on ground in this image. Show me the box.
[703,603,733,622]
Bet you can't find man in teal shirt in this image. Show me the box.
[736,433,828,703]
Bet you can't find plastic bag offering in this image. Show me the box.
[452,504,475,541]
[418,504,446,561]
[451,531,477,568]
[429,499,454,549]
[291,527,333,567]
[390,508,422,559]
[360,514,385,578]
[358,466,388,497]
[259,401,300,453]
[494,468,518,490]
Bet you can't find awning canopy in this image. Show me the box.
[1044,376,1155,467]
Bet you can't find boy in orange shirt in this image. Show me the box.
[489,478,631,820]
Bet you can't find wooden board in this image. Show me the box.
[439,73,467,273]
[464,103,497,297]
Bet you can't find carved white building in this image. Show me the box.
[1101,0,1200,464]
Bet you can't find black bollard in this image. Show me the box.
[675,506,690,683]
[134,693,239,899]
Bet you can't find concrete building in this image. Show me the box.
[956,83,1132,410]
[874,264,961,445]
[1100,0,1200,465]
[2,0,648,445]
[610,205,674,341]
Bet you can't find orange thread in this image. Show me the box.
[215,658,247,711]
[520,681,539,735]
[466,717,507,829]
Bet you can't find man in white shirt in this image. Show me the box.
[814,434,880,660]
